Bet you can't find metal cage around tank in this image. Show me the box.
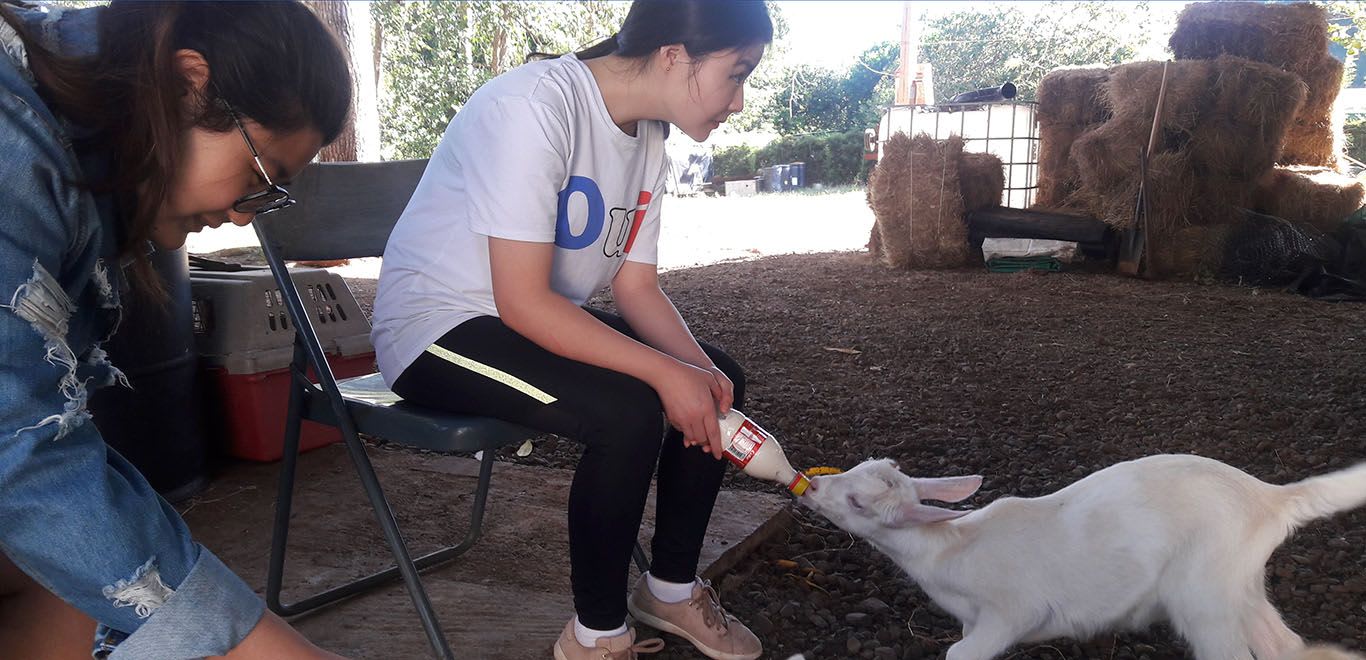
[876,101,1041,209]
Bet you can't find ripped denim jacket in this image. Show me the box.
[0,4,263,658]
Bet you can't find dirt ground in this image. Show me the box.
[336,251,1366,660]
[447,251,1359,660]
[201,190,1365,659]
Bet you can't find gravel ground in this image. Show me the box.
[206,221,1365,659]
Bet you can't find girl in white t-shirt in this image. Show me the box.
[371,2,773,658]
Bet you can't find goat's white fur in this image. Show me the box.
[802,454,1366,660]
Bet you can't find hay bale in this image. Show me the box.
[1070,57,1300,235]
[870,133,916,268]
[1254,165,1366,232]
[1170,2,1343,167]
[867,224,882,259]
[1195,55,1307,177]
[1282,120,1341,168]
[1072,137,1200,229]
[869,132,970,269]
[1150,223,1232,279]
[865,179,883,259]
[959,151,1004,212]
[1036,123,1087,209]
[1037,67,1112,126]
[1299,53,1345,120]
[1206,56,1307,131]
[1035,68,1112,209]
[1169,2,1329,73]
[1074,61,1223,226]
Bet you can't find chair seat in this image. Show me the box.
[302,372,534,453]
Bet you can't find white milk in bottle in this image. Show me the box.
[717,410,810,496]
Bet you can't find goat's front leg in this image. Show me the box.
[945,614,1021,660]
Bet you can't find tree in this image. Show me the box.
[766,41,898,136]
[712,0,790,133]
[306,1,381,162]
[1321,1,1366,86]
[372,1,627,160]
[918,2,1161,101]
[1323,0,1366,57]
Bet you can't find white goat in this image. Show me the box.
[802,454,1366,660]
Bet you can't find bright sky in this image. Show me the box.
[775,1,1192,70]
[774,1,904,69]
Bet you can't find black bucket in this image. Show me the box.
[89,247,209,504]
[757,166,782,193]
[786,162,807,190]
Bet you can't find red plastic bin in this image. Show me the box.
[205,352,375,462]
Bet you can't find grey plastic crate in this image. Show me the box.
[190,267,372,375]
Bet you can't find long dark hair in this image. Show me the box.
[559,0,773,64]
[0,1,351,291]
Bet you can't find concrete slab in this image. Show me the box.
[182,444,793,659]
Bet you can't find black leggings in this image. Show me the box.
[391,308,745,629]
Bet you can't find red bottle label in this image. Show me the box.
[724,420,766,468]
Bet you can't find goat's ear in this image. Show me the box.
[910,476,982,503]
[889,502,971,527]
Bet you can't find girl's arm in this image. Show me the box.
[489,237,725,457]
[611,259,734,415]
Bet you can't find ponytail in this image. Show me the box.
[574,33,619,60]
[525,32,618,63]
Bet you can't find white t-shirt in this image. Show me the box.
[371,53,669,385]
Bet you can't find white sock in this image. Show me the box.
[646,572,695,603]
[574,617,627,647]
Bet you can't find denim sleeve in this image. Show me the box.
[0,87,264,656]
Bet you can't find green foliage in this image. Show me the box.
[1321,1,1366,85]
[1347,117,1366,164]
[712,146,758,179]
[766,41,898,136]
[372,1,626,160]
[1323,1,1366,57]
[713,133,867,185]
[919,2,1160,101]
[717,0,791,133]
[754,131,868,185]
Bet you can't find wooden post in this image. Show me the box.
[894,1,915,106]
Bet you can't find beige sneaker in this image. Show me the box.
[627,576,762,660]
[552,619,665,660]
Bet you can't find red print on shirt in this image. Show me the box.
[623,190,651,255]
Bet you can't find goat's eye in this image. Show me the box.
[847,494,864,511]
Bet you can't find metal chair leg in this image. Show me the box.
[266,351,455,659]
[265,356,652,658]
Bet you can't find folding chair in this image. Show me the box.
[252,160,650,659]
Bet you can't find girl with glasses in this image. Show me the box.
[371,2,772,658]
[0,1,351,657]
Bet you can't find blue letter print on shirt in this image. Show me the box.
[555,176,605,250]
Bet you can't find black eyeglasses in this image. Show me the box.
[224,103,296,215]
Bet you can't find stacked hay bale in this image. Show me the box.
[959,151,1005,213]
[869,132,978,269]
[1169,1,1345,168]
[1254,167,1366,233]
[1069,56,1306,277]
[1034,67,1111,209]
